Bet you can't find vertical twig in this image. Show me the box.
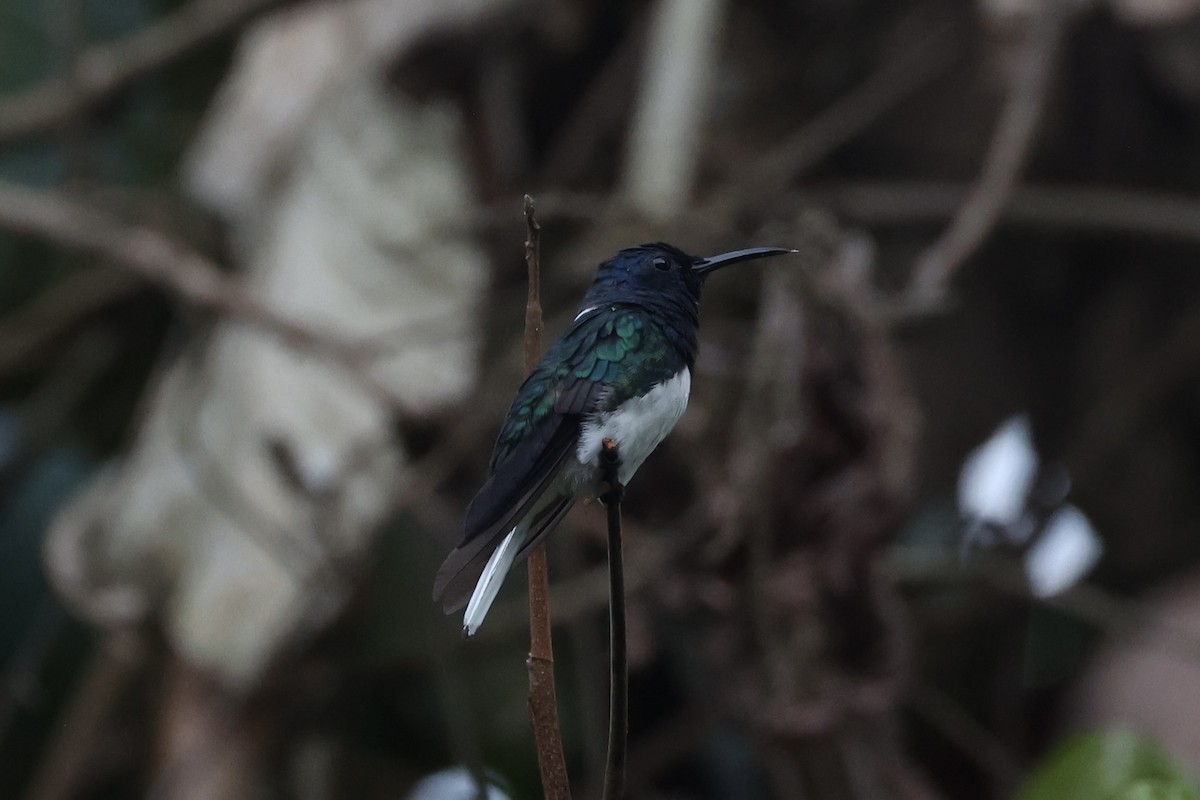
[523,195,543,363]
[522,194,572,800]
[599,439,627,800]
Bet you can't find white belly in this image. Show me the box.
[576,368,691,484]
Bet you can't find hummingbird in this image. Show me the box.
[433,242,795,635]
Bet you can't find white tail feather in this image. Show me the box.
[462,526,525,636]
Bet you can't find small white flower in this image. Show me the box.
[406,767,510,800]
[958,415,1038,529]
[1024,505,1104,597]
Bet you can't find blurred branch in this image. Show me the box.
[715,13,963,212]
[822,180,1200,247]
[48,0,90,176]
[887,548,1200,667]
[538,21,646,185]
[512,181,1200,253]
[24,635,145,800]
[702,263,806,565]
[0,181,405,406]
[150,660,270,800]
[0,329,119,498]
[704,266,809,740]
[0,603,66,748]
[0,0,281,143]
[522,195,572,800]
[476,178,1200,343]
[906,7,1065,303]
[907,683,1024,791]
[0,267,137,375]
[1069,302,1200,485]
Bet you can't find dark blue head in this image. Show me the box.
[580,242,794,313]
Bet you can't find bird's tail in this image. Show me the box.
[455,492,576,636]
[463,525,525,636]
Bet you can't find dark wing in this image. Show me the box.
[432,309,631,610]
[430,419,579,613]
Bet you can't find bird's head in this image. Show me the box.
[581,242,795,310]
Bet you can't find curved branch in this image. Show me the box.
[0,0,281,143]
[0,180,402,405]
[907,8,1064,301]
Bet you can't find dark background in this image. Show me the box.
[2,0,1200,798]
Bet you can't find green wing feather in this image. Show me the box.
[432,307,685,609]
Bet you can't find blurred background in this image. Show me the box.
[3,0,1200,798]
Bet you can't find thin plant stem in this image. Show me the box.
[600,439,627,800]
[522,194,572,800]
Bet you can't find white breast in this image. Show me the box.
[576,368,691,485]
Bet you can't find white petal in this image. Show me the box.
[1025,505,1103,598]
[957,415,1038,528]
[406,767,510,800]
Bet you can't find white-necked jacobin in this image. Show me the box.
[433,242,795,635]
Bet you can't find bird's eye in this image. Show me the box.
[652,256,670,271]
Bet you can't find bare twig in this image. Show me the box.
[907,7,1064,302]
[0,181,404,406]
[524,195,544,367]
[0,0,281,143]
[522,195,571,800]
[599,439,627,800]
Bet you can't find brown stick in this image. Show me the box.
[522,194,571,799]
[523,195,544,368]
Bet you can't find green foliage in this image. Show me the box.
[1019,731,1199,800]
[1122,780,1198,800]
